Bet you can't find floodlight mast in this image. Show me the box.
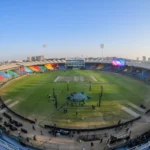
[100,44,104,60]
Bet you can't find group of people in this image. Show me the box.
[127,130,150,148]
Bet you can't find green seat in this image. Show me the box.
[7,70,19,78]
[39,66,47,72]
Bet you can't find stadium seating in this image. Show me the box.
[96,64,105,70]
[33,65,42,72]
[85,63,93,69]
[17,67,26,74]
[101,64,111,71]
[45,64,54,70]
[122,67,131,74]
[39,65,48,71]
[29,66,40,72]
[0,76,5,81]
[24,66,33,73]
[0,72,9,78]
[7,70,19,78]
[52,63,57,69]
[58,64,65,70]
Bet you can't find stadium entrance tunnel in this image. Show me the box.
[67,92,91,102]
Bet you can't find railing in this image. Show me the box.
[128,141,150,150]
[44,116,141,132]
[0,138,20,150]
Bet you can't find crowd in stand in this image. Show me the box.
[127,130,150,148]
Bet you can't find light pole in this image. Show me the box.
[100,44,104,60]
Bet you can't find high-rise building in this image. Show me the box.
[148,57,150,62]
[31,56,36,61]
[36,55,44,61]
[136,57,139,61]
[36,56,39,61]
[27,55,44,61]
[27,57,32,61]
[143,56,146,62]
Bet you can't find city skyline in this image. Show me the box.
[0,0,150,61]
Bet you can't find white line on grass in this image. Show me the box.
[54,76,60,82]
[127,102,146,113]
[90,76,97,82]
[119,105,140,118]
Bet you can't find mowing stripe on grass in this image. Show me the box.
[119,105,140,118]
[54,76,60,82]
[4,99,12,104]
[90,76,97,82]
[8,101,19,108]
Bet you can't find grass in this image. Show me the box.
[0,70,150,128]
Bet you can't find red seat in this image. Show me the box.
[0,76,5,81]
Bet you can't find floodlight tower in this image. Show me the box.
[100,44,104,60]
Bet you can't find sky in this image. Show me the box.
[0,0,150,61]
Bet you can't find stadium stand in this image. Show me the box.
[7,70,19,78]
[33,66,42,72]
[101,64,111,71]
[0,76,5,81]
[24,66,33,73]
[39,65,47,71]
[58,64,65,70]
[44,63,53,70]
[0,72,9,78]
[127,130,150,149]
[96,64,105,70]
[28,66,39,72]
[17,67,26,74]
[85,63,93,69]
[44,63,57,70]
[51,63,57,69]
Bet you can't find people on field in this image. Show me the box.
[118,119,121,124]
[76,111,78,116]
[32,125,35,130]
[91,142,94,147]
[100,138,103,143]
[40,130,43,135]
[126,128,129,133]
[33,135,36,140]
[18,131,20,136]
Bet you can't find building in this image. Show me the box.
[148,57,150,62]
[142,56,146,62]
[31,56,36,61]
[27,57,32,62]
[27,56,44,61]
[35,56,44,61]
[136,57,139,61]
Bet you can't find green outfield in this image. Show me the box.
[0,70,150,128]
